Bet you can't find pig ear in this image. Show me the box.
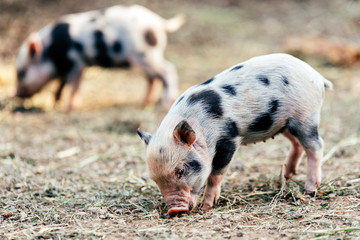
[28,33,42,59]
[137,128,152,145]
[173,120,196,146]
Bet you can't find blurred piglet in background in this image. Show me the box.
[138,53,333,216]
[15,5,184,110]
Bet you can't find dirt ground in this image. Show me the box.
[1,0,360,239]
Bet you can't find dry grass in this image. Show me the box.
[1,0,360,239]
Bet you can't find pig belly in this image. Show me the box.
[240,122,286,145]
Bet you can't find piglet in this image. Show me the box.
[15,5,184,110]
[137,53,333,215]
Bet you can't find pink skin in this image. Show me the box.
[304,148,322,194]
[282,128,323,194]
[201,174,224,210]
[282,129,304,179]
[143,78,163,108]
[164,128,322,214]
[68,72,83,111]
[16,38,48,99]
[16,80,45,99]
[166,192,197,215]
[160,184,194,215]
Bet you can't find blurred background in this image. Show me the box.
[0,0,359,109]
[1,0,360,238]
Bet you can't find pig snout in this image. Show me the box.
[165,195,191,215]
[168,207,189,216]
[16,82,43,98]
[163,189,193,216]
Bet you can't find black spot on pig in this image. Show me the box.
[145,30,157,46]
[175,95,184,105]
[230,65,243,72]
[159,147,164,154]
[221,85,237,96]
[73,41,84,53]
[224,119,239,138]
[249,113,273,132]
[201,77,214,85]
[309,126,319,139]
[282,76,289,85]
[257,75,270,86]
[212,138,236,174]
[117,60,131,68]
[248,99,280,132]
[94,30,112,67]
[187,90,223,119]
[112,41,122,53]
[269,99,279,114]
[211,120,239,174]
[46,23,74,76]
[187,159,202,173]
[286,118,299,137]
[286,118,322,151]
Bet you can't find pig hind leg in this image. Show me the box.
[143,75,163,107]
[304,146,323,194]
[286,117,324,194]
[134,54,178,109]
[282,128,304,179]
[147,60,178,110]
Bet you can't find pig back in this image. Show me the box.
[161,53,329,147]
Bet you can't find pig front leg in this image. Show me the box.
[201,174,225,210]
[201,137,238,210]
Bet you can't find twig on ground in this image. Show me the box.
[270,164,286,209]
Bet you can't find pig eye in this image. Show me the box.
[175,167,185,179]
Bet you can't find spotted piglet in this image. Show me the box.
[137,53,333,215]
[15,5,184,110]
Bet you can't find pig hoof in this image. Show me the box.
[305,182,320,196]
[201,203,213,211]
[305,187,321,197]
[284,172,294,180]
[167,207,189,216]
[284,165,297,179]
[304,190,317,197]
